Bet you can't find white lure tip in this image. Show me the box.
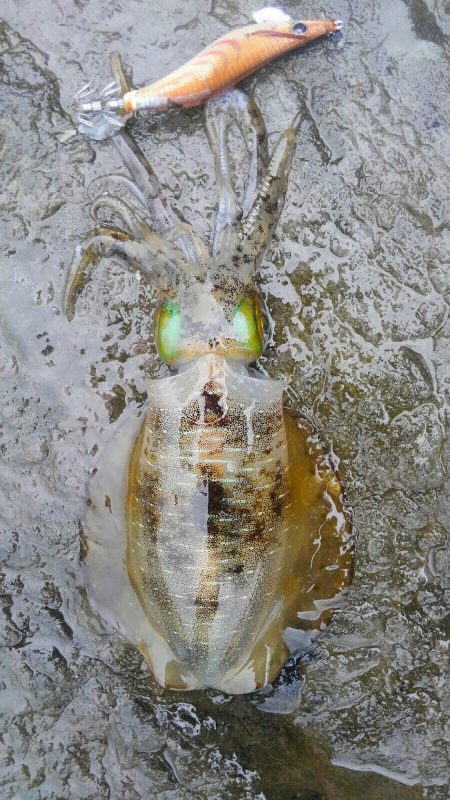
[252,7,292,25]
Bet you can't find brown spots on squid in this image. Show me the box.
[201,380,227,425]
[127,420,160,546]
[182,379,229,428]
[251,407,283,439]
[270,462,288,519]
[131,473,160,553]
[246,517,266,546]
[194,592,219,614]
[206,476,226,509]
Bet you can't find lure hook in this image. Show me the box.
[75,79,124,114]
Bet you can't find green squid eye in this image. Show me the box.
[232,297,264,358]
[156,300,181,363]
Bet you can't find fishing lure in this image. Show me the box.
[76,7,342,140]
[64,89,353,693]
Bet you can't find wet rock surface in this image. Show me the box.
[0,1,448,798]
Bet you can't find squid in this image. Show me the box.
[64,88,353,693]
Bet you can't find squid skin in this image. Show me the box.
[76,10,342,140]
[66,89,353,694]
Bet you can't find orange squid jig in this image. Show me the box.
[76,8,342,139]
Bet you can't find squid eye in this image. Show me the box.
[292,22,307,35]
[232,297,264,358]
[155,299,181,363]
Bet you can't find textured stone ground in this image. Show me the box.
[0,1,448,798]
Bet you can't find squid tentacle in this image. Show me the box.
[64,228,153,320]
[162,223,211,271]
[110,52,130,97]
[89,195,156,239]
[64,225,199,322]
[87,174,148,210]
[88,196,204,279]
[112,130,202,266]
[237,112,301,281]
[206,102,241,256]
[112,129,170,218]
[232,92,269,216]
[206,89,268,258]
[139,226,204,280]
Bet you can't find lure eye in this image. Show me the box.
[292,22,307,35]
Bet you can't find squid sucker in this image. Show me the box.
[65,88,353,694]
[76,8,342,140]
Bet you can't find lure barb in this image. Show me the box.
[75,9,343,140]
[76,80,123,114]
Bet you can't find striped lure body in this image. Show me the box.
[66,90,352,693]
[76,9,342,140]
[124,18,339,113]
